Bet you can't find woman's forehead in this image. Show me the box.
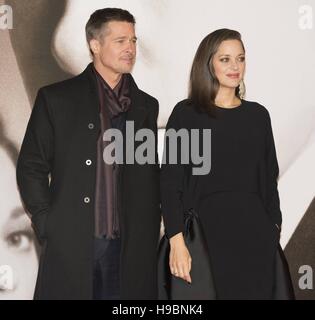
[215,40,245,55]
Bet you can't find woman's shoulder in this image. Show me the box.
[172,98,195,112]
[166,99,201,128]
[169,99,197,118]
[242,99,270,115]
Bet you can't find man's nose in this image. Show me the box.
[125,40,136,53]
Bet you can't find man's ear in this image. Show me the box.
[89,39,100,55]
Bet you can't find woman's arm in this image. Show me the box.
[160,103,192,283]
[160,104,186,239]
[265,111,282,229]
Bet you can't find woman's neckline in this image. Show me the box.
[215,99,244,111]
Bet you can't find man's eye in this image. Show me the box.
[6,231,33,252]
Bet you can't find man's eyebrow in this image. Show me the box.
[113,36,138,40]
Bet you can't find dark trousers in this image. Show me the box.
[93,237,121,300]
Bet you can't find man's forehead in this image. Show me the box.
[104,21,135,36]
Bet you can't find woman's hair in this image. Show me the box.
[188,28,245,117]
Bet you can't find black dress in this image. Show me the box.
[161,99,282,299]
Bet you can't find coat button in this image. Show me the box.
[86,159,92,166]
[84,197,90,204]
[88,123,94,130]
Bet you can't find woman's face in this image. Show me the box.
[0,149,38,300]
[212,39,246,91]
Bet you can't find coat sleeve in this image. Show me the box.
[149,98,160,169]
[160,104,186,239]
[146,97,161,207]
[265,111,282,228]
[16,88,54,241]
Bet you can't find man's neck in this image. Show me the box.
[93,61,122,89]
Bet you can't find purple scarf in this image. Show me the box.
[93,67,131,239]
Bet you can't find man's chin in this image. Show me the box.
[119,67,134,74]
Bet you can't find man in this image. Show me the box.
[16,8,160,300]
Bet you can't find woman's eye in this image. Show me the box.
[238,56,245,62]
[220,58,229,62]
[6,231,33,252]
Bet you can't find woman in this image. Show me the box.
[0,144,38,299]
[0,20,39,298]
[161,29,290,299]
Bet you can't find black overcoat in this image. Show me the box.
[17,64,161,300]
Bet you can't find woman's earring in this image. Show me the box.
[239,79,245,99]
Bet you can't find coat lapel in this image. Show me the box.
[126,75,149,132]
[77,64,101,136]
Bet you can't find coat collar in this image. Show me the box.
[81,63,148,133]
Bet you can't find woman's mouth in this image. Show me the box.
[226,73,240,79]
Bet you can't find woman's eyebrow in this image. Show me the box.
[219,53,245,57]
[10,207,26,220]
[1,207,30,237]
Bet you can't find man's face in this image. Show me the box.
[91,21,137,76]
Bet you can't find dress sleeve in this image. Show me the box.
[160,104,186,239]
[265,111,282,228]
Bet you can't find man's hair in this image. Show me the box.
[85,8,136,54]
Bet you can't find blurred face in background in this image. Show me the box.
[0,148,37,300]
